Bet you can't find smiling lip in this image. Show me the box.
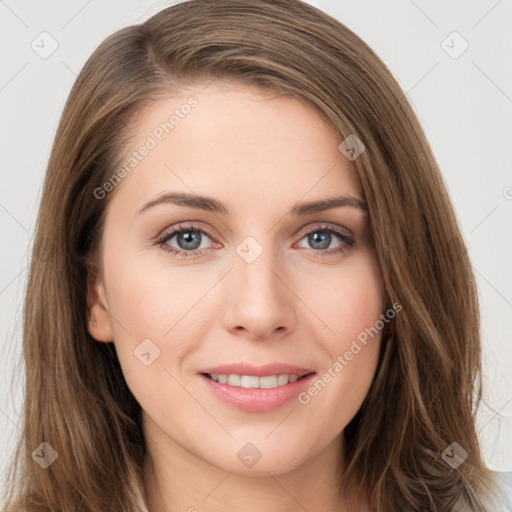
[198,363,316,412]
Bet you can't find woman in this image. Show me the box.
[2,0,510,510]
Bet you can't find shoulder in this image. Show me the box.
[486,470,512,511]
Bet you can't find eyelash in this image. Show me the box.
[155,222,355,259]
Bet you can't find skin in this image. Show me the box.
[88,82,385,512]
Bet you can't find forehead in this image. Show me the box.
[108,82,363,215]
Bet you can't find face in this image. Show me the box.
[88,82,386,476]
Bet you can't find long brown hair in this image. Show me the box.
[2,0,495,510]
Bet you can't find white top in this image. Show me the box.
[139,471,512,511]
[487,471,512,511]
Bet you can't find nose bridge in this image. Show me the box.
[223,232,295,338]
[234,233,284,301]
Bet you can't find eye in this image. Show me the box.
[156,222,218,259]
[155,222,355,259]
[295,223,355,258]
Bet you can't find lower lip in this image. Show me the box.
[199,373,316,412]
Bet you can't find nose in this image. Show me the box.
[222,242,296,341]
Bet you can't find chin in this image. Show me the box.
[195,434,318,477]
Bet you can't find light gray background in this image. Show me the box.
[1,0,511,483]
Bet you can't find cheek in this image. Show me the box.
[101,242,229,403]
[297,250,385,343]
[100,252,211,417]
[295,252,385,420]
[103,242,212,339]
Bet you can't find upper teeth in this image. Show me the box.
[209,374,300,389]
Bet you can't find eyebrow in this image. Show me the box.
[136,191,368,216]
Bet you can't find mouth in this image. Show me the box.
[198,364,317,412]
[202,372,314,389]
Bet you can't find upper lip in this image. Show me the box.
[199,363,314,378]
